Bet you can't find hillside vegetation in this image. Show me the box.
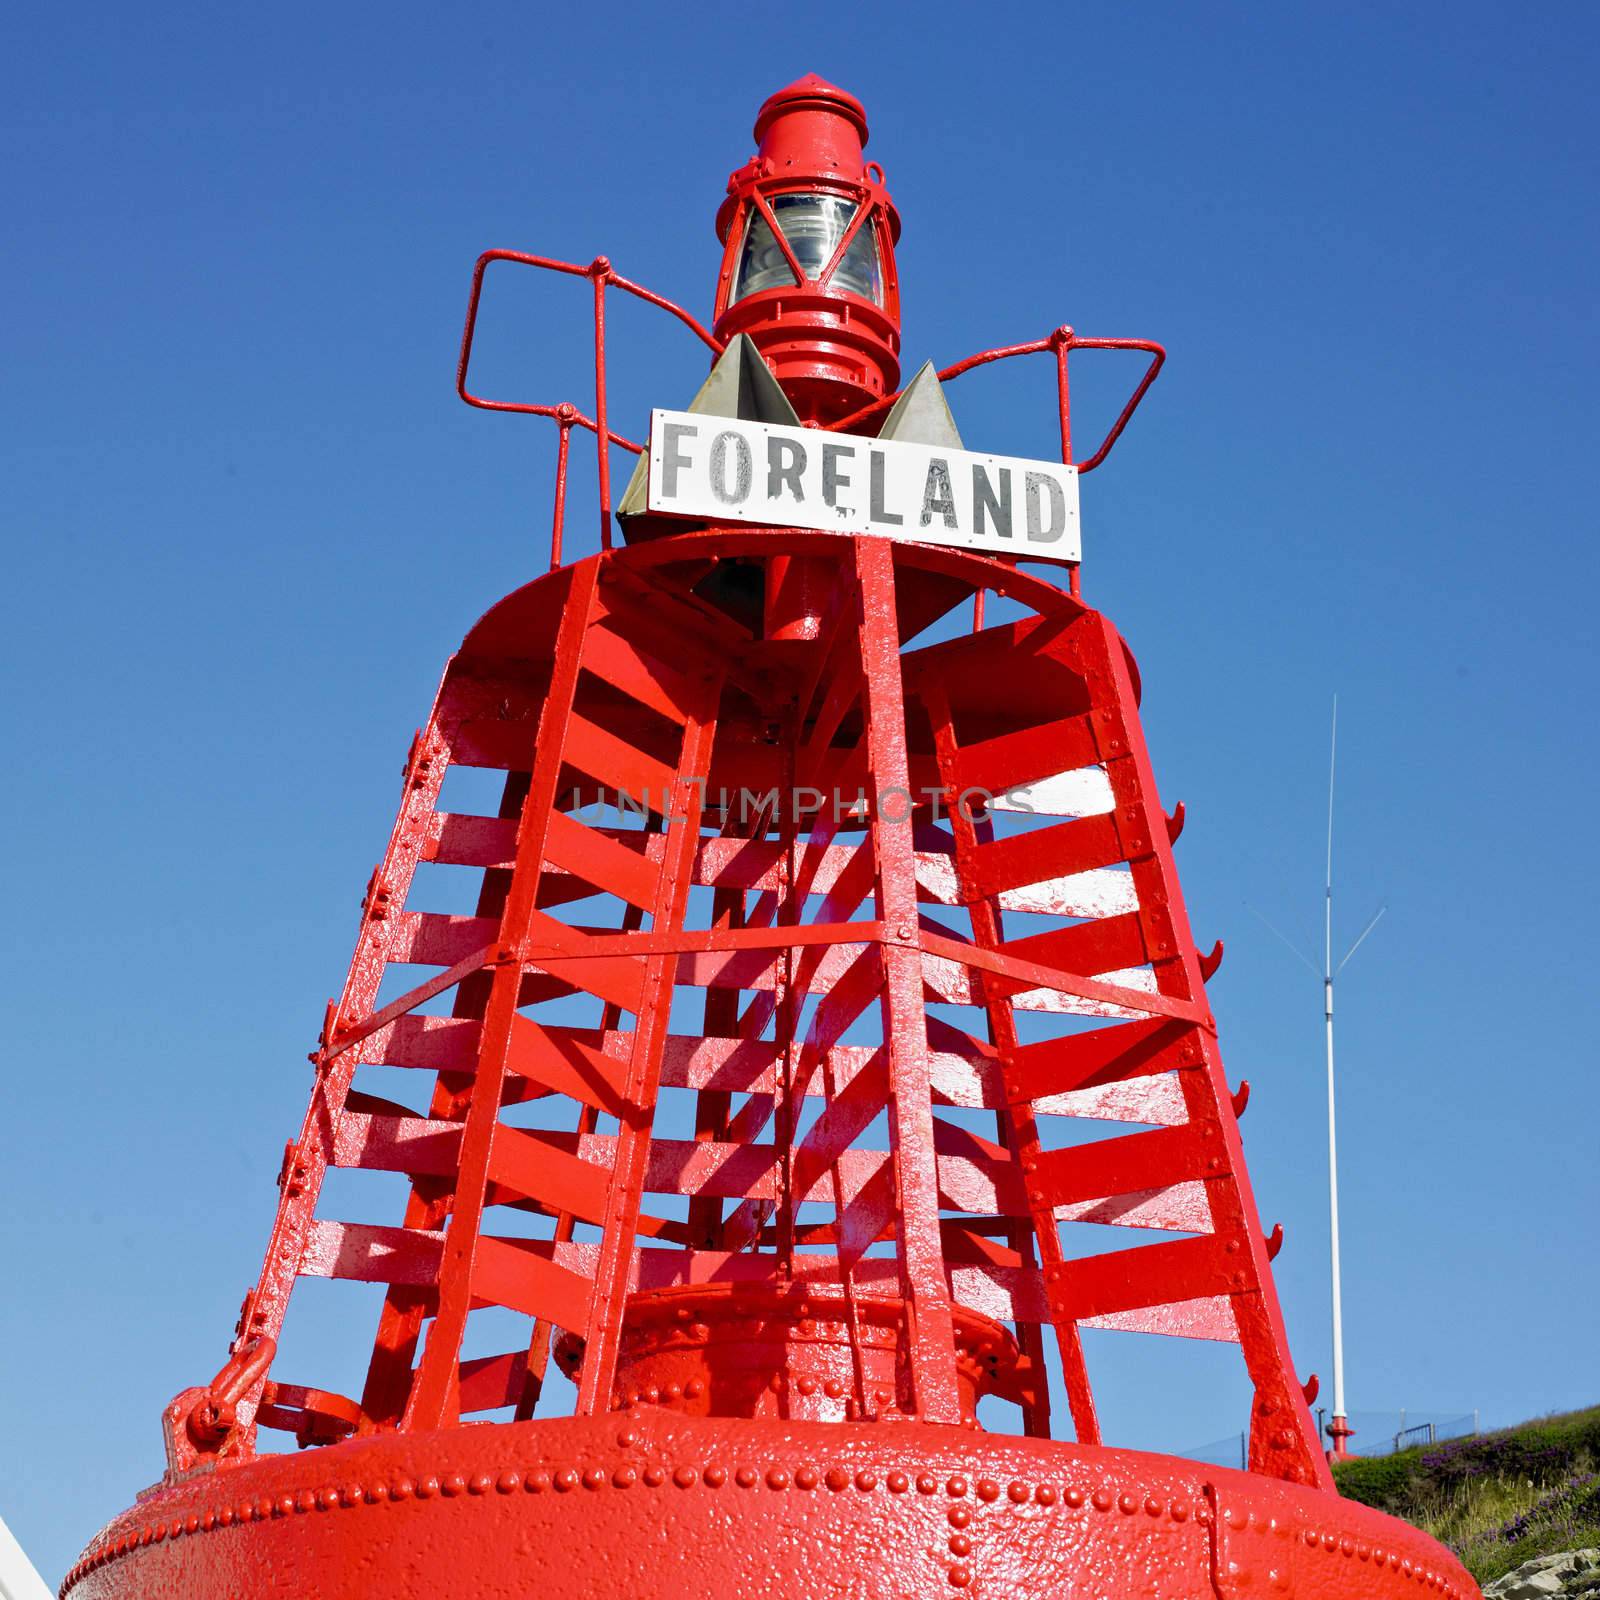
[1334,1406,1600,1587]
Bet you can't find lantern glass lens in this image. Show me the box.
[732,209,796,299]
[732,194,883,304]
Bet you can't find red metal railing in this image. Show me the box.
[828,327,1165,474]
[456,252,1165,573]
[457,251,722,566]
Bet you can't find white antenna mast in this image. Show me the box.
[1323,695,1384,1459]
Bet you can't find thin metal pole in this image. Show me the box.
[1324,695,1351,1458]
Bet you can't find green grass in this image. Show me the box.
[1334,1406,1600,1587]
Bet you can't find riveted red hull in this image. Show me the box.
[65,1415,1476,1600]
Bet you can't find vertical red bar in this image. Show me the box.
[550,418,572,572]
[852,536,963,1423]
[592,267,613,551]
[1055,336,1073,466]
[404,562,601,1429]
[575,684,722,1414]
[1057,335,1083,599]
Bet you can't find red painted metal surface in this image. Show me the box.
[66,77,1475,1600]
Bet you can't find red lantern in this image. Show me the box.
[713,75,902,424]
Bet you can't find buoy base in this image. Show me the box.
[66,1413,1477,1599]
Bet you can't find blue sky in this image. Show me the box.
[3,0,1597,1581]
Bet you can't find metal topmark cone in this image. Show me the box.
[64,76,1480,1600]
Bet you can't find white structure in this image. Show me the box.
[1323,696,1384,1448]
[0,1511,53,1600]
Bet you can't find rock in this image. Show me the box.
[1486,1551,1600,1600]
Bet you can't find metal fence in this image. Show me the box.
[1173,1433,1251,1469]
[1328,1411,1479,1458]
[1175,1411,1478,1468]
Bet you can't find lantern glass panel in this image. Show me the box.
[732,194,883,304]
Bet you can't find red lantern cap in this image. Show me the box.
[753,74,870,180]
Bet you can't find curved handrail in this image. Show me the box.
[455,249,722,443]
[828,327,1165,475]
[456,250,725,555]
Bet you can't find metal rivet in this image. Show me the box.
[949,1565,971,1587]
[1092,1490,1113,1511]
[613,1467,636,1489]
[888,1472,909,1493]
[644,1466,666,1487]
[583,1467,606,1490]
[704,1466,726,1488]
[766,1468,789,1490]
[918,1474,938,1494]
[977,1479,1000,1502]
[554,1469,578,1493]
[855,1470,877,1491]
[949,1534,972,1556]
[795,1467,818,1490]
[736,1466,757,1488]
[526,1471,550,1494]
[949,1507,972,1529]
[826,1468,850,1491]
[441,1473,465,1497]
[1008,1481,1029,1503]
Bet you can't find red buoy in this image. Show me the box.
[64,78,1478,1600]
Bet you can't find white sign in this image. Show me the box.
[645,408,1080,562]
